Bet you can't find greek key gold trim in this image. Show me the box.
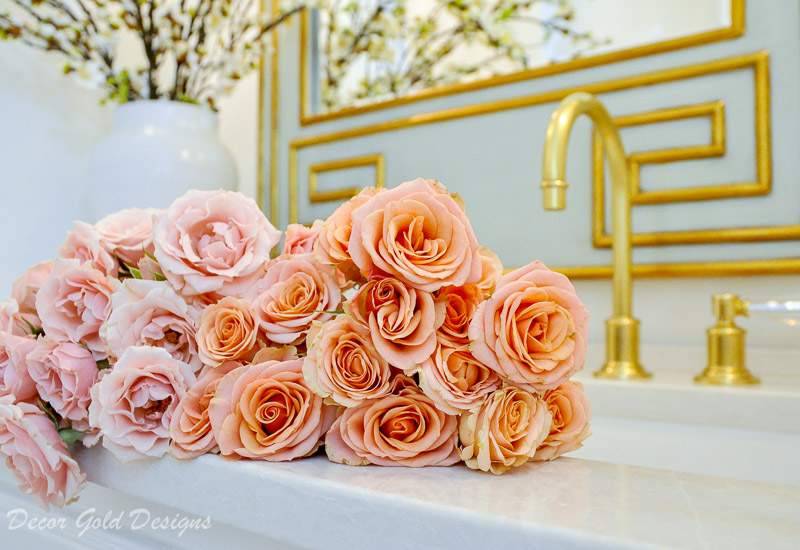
[308,154,386,203]
[297,0,745,126]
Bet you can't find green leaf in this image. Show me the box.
[37,399,60,431]
[96,358,112,370]
[150,271,167,282]
[142,247,157,262]
[312,309,345,315]
[125,265,143,279]
[58,428,84,446]
[20,317,43,337]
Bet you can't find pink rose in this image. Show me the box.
[136,254,166,281]
[282,220,323,255]
[12,260,53,315]
[95,207,160,266]
[58,221,118,277]
[169,361,239,459]
[0,299,27,336]
[534,381,592,461]
[417,343,500,414]
[153,189,281,297]
[459,386,552,475]
[196,297,260,367]
[469,260,589,392]
[101,279,201,370]
[347,277,444,371]
[0,395,86,510]
[0,332,38,400]
[88,346,195,462]
[325,391,460,467]
[36,259,120,359]
[26,338,98,425]
[208,359,336,461]
[303,316,393,407]
[435,284,482,348]
[314,187,381,282]
[246,254,342,346]
[348,178,481,292]
[476,246,503,297]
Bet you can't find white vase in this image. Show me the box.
[87,100,237,220]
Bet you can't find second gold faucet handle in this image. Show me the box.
[711,293,749,325]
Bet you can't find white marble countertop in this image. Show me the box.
[72,447,800,550]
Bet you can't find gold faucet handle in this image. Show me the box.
[695,293,760,385]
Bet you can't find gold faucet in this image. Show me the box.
[695,293,760,385]
[541,92,651,380]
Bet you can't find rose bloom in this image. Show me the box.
[348,178,481,292]
[153,189,281,297]
[476,246,503,297]
[88,346,195,462]
[303,316,393,407]
[325,391,460,467]
[314,187,382,281]
[0,395,86,511]
[208,358,336,461]
[170,361,239,459]
[534,381,592,461]
[0,299,26,336]
[246,254,342,346]
[36,259,120,359]
[459,386,552,475]
[347,277,444,371]
[196,297,260,367]
[435,283,482,347]
[95,207,159,266]
[58,221,119,277]
[282,220,323,255]
[102,279,201,370]
[417,343,501,414]
[27,338,98,425]
[0,332,38,400]
[12,260,53,316]
[469,260,589,392]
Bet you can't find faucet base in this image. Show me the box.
[694,366,760,385]
[594,317,652,380]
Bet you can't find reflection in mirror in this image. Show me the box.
[307,0,732,114]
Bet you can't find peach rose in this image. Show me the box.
[0,395,86,510]
[196,297,260,367]
[348,178,481,292]
[169,361,240,459]
[459,386,551,475]
[36,259,119,359]
[314,187,382,282]
[303,316,393,407]
[153,189,281,297]
[88,346,195,462]
[347,277,444,371]
[12,260,53,316]
[0,332,38,400]
[534,381,592,461]
[282,220,323,255]
[435,283,482,347]
[58,221,118,277]
[101,279,201,370]
[95,207,159,266]
[417,343,500,414]
[469,260,589,392]
[246,254,342,346]
[26,338,98,425]
[208,359,336,461]
[477,246,503,297]
[325,391,460,467]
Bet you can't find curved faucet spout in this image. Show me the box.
[540,92,650,380]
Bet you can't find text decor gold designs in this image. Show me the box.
[285,52,795,277]
[308,154,386,203]
[593,52,776,248]
[297,1,745,126]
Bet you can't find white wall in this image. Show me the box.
[0,36,260,296]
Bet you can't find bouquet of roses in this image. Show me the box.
[0,178,591,511]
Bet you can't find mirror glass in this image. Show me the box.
[306,0,732,114]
